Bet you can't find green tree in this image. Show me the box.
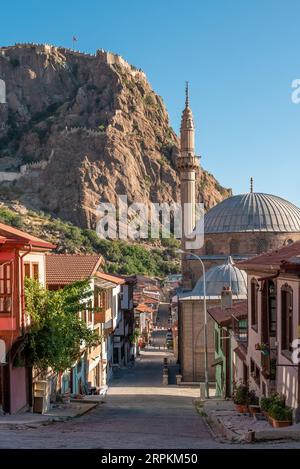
[24,278,100,372]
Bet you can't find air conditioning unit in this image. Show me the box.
[0,339,7,365]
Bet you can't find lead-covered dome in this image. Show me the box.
[204,193,300,234]
[181,257,247,299]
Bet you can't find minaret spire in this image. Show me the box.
[177,83,199,265]
[185,81,189,108]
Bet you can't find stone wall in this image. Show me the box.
[183,231,300,287]
[179,298,217,382]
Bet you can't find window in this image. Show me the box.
[24,262,40,280]
[285,239,294,246]
[257,239,268,254]
[205,240,214,256]
[281,285,293,352]
[94,289,106,310]
[236,319,248,341]
[268,281,276,336]
[24,262,30,278]
[251,278,259,329]
[32,263,39,280]
[0,264,12,313]
[229,239,239,255]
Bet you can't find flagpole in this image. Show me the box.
[72,36,77,51]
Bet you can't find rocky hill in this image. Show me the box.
[0,201,180,277]
[0,43,231,228]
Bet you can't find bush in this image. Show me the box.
[233,384,248,405]
[269,404,293,422]
[261,393,285,413]
[0,208,23,228]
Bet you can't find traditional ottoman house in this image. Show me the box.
[134,303,154,347]
[178,257,247,382]
[208,298,248,397]
[238,241,300,412]
[46,254,105,394]
[0,222,54,414]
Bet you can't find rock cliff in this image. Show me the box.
[0,43,231,228]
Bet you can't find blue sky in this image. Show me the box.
[1,0,300,205]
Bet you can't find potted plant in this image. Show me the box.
[260,396,273,417]
[268,404,293,428]
[233,384,249,413]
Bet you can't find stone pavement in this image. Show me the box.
[0,350,300,448]
[203,399,300,443]
[0,401,98,429]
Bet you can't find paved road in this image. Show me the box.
[156,302,170,328]
[151,329,167,348]
[0,350,299,448]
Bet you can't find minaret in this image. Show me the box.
[177,83,199,252]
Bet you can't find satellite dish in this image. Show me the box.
[0,340,7,365]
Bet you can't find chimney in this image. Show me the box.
[221,286,232,310]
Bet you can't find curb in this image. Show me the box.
[206,410,300,443]
[0,402,98,429]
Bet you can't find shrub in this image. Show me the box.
[269,404,293,422]
[233,384,248,405]
[0,208,23,228]
[261,393,285,413]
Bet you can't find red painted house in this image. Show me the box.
[0,222,54,414]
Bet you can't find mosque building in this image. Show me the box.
[177,86,300,383]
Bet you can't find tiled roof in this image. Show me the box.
[135,303,153,314]
[208,300,248,327]
[0,222,55,249]
[238,240,300,270]
[46,254,103,285]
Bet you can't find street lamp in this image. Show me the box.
[176,249,209,399]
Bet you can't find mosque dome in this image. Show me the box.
[204,192,300,234]
[186,257,247,298]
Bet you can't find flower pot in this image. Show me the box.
[269,416,292,428]
[235,404,249,413]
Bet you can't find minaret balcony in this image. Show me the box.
[177,156,199,171]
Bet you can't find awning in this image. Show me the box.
[94,277,116,289]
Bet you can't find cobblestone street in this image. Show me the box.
[0,349,299,449]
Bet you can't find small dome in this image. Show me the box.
[205,193,300,234]
[190,257,247,298]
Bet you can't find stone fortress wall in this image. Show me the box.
[1,43,146,80]
[0,43,147,183]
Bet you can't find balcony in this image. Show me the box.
[94,307,112,325]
